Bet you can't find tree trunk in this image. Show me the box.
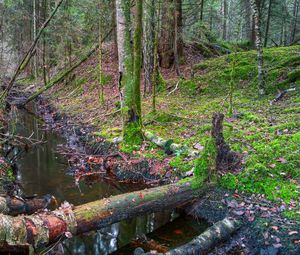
[143,0,155,95]
[117,0,143,144]
[243,0,253,44]
[0,181,207,252]
[291,0,299,43]
[264,0,272,47]
[223,0,228,40]
[200,0,204,21]
[250,0,265,95]
[159,0,175,68]
[174,0,183,77]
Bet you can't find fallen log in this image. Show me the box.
[144,131,199,157]
[0,180,208,252]
[22,29,112,106]
[270,86,300,105]
[141,217,242,255]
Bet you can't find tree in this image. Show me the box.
[250,0,265,95]
[264,0,273,47]
[116,0,143,145]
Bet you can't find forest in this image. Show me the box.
[0,0,299,254]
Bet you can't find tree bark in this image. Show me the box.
[143,0,156,95]
[0,181,207,252]
[250,0,265,95]
[264,0,273,47]
[200,0,205,21]
[223,0,228,40]
[159,0,175,68]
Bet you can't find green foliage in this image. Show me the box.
[194,138,217,182]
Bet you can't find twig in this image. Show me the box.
[167,80,180,96]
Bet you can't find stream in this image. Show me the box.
[11,103,208,254]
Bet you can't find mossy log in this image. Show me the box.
[142,217,242,255]
[144,131,199,157]
[0,180,207,253]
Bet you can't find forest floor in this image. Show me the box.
[19,44,300,254]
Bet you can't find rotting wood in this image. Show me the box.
[270,86,300,105]
[212,113,241,173]
[0,195,56,216]
[141,217,242,255]
[22,29,113,106]
[0,180,208,252]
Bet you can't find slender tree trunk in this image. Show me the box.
[133,0,143,119]
[152,1,160,112]
[174,0,183,76]
[223,0,228,40]
[291,0,299,43]
[143,0,155,95]
[243,0,253,44]
[264,0,272,47]
[42,0,48,86]
[33,0,38,78]
[98,3,104,104]
[250,0,265,95]
[200,0,204,21]
[111,0,118,59]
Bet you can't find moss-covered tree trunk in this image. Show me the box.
[116,0,143,145]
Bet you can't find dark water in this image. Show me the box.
[12,104,208,254]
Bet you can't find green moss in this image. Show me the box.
[194,138,217,182]
[287,68,300,82]
[283,210,300,221]
[121,122,143,154]
[169,156,194,172]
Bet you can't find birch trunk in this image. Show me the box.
[250,0,265,95]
